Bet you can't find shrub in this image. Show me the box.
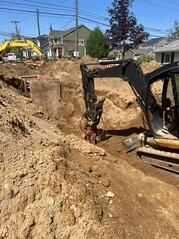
[108,55,116,60]
[136,54,154,65]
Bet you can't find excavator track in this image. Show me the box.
[137,146,179,174]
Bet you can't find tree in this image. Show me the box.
[167,21,179,41]
[106,0,149,59]
[86,27,108,59]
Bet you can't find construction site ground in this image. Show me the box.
[0,59,179,239]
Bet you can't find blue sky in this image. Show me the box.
[0,0,179,43]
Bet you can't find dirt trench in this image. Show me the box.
[0,60,179,239]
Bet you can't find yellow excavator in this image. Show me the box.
[0,39,44,60]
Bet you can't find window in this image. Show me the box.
[78,39,84,46]
[164,53,171,63]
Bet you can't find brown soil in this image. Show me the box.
[0,59,179,239]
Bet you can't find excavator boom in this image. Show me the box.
[0,39,43,57]
[80,59,153,128]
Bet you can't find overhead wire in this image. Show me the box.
[0,1,170,38]
[0,7,75,17]
[2,0,178,26]
[22,0,107,20]
[1,0,109,22]
[0,2,74,15]
[161,0,179,7]
[0,30,31,39]
[59,18,75,30]
[0,5,166,34]
[136,0,179,12]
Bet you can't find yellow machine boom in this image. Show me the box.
[0,39,43,56]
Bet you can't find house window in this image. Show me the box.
[164,53,171,63]
[78,39,84,46]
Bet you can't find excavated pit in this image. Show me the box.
[0,59,179,239]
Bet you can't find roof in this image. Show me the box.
[49,30,65,39]
[130,48,152,54]
[37,34,49,48]
[141,37,166,47]
[154,39,179,53]
[63,25,91,36]
[49,25,91,39]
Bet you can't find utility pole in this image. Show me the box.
[36,9,41,49]
[75,0,78,59]
[11,20,20,39]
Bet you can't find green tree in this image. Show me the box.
[86,27,108,59]
[167,21,179,41]
[106,0,149,59]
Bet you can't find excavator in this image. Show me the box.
[80,59,179,173]
[0,39,44,60]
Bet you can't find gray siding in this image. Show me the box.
[63,26,91,57]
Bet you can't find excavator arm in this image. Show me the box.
[80,59,179,147]
[80,59,154,132]
[0,39,43,57]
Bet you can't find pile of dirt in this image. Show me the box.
[140,60,162,74]
[0,62,41,77]
[0,60,179,238]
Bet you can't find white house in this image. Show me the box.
[154,39,179,64]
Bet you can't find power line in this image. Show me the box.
[161,0,179,7]
[60,18,75,30]
[0,1,169,32]
[1,0,107,22]
[1,0,75,11]
[136,0,179,12]
[0,7,75,17]
[0,5,168,37]
[22,0,106,19]
[2,0,179,25]
[144,27,167,34]
[0,30,31,38]
[0,6,108,26]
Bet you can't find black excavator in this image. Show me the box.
[80,59,179,173]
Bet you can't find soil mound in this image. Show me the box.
[0,62,40,77]
[140,60,162,74]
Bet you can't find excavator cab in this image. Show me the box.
[145,63,179,149]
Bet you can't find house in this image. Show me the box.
[139,37,167,50]
[48,25,91,58]
[154,39,179,63]
[124,48,152,60]
[125,37,168,60]
[109,37,168,60]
